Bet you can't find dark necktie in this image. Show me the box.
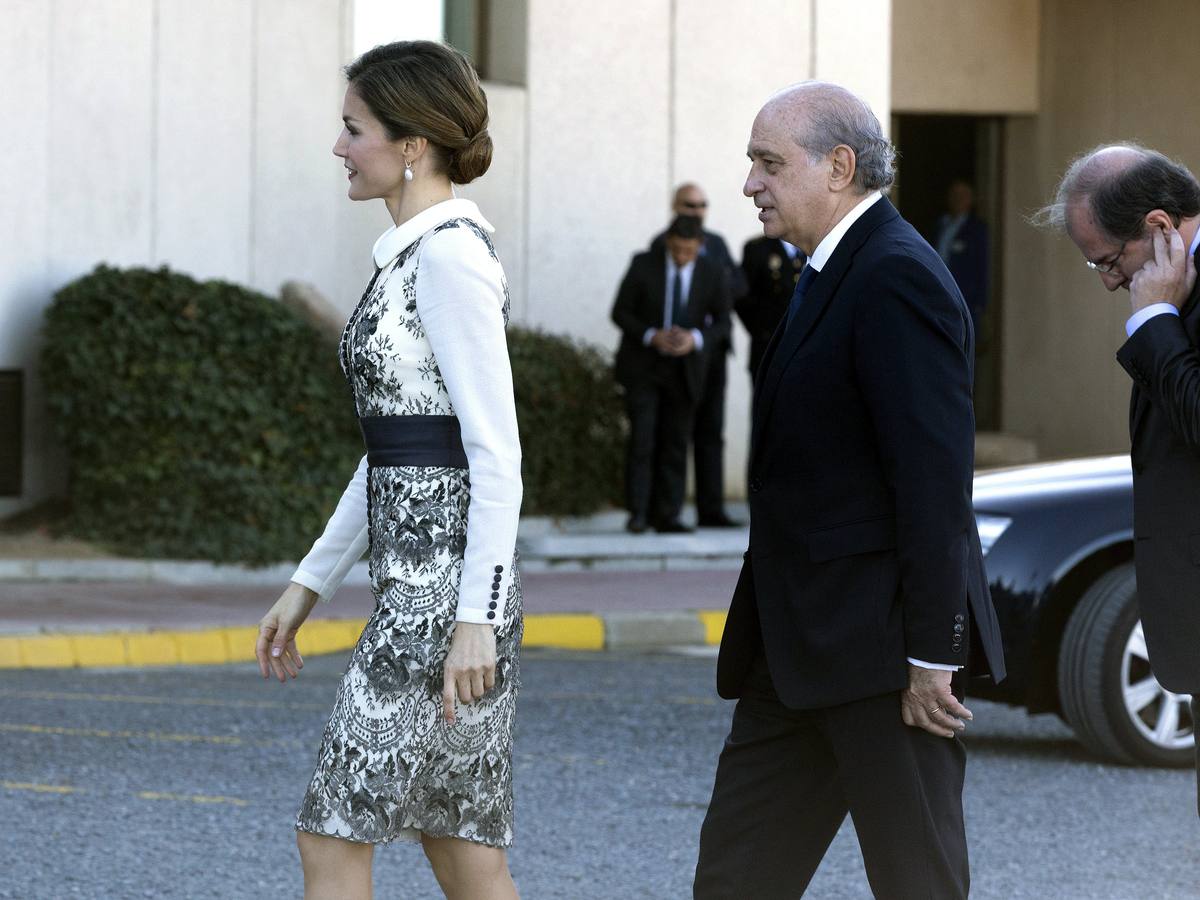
[669,269,685,327]
[785,263,818,328]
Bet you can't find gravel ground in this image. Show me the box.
[0,649,1196,899]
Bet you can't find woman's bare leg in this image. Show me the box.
[297,831,375,900]
[420,834,519,900]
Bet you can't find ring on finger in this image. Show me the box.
[929,706,941,715]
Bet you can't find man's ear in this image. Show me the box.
[1145,208,1175,232]
[829,145,856,192]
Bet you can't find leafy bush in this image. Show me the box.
[40,266,625,563]
[41,265,362,565]
[507,326,625,516]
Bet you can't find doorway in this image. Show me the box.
[891,114,1004,432]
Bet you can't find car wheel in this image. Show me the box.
[1058,563,1195,767]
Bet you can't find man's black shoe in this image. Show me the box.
[626,515,648,534]
[654,519,694,534]
[697,512,746,528]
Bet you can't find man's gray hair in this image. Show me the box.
[787,82,896,193]
[1032,142,1200,238]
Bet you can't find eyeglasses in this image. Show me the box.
[1085,241,1127,274]
[681,201,708,210]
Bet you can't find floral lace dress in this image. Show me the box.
[292,200,523,848]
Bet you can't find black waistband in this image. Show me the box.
[358,415,468,468]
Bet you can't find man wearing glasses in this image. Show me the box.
[651,184,747,528]
[1038,142,1200,812]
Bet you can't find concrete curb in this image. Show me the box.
[0,611,728,670]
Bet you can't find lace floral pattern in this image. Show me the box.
[296,220,522,848]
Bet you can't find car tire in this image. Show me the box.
[1058,563,1195,767]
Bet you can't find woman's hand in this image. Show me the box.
[441,622,497,724]
[255,582,320,683]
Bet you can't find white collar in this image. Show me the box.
[1190,224,1200,258]
[371,197,494,268]
[665,252,696,275]
[807,191,883,272]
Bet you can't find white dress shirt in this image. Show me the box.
[1125,226,1200,336]
[642,253,705,350]
[803,190,958,672]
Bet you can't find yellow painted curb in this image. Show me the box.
[523,614,604,651]
[0,611,726,669]
[697,611,727,645]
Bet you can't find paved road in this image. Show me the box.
[1,650,1197,899]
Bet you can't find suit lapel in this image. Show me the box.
[680,261,707,328]
[750,198,900,465]
[648,254,668,327]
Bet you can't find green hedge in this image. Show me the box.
[40,265,624,564]
[508,326,625,516]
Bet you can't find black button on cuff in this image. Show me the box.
[486,611,496,620]
[491,591,500,600]
[494,565,504,574]
[954,614,964,623]
[951,645,962,653]
[488,601,498,610]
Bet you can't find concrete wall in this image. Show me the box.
[515,0,892,499]
[892,0,1039,114]
[999,0,1200,458]
[1,0,900,516]
[0,0,370,517]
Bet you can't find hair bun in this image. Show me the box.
[449,129,493,184]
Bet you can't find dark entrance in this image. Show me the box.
[891,114,1004,431]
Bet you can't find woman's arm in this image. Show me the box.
[415,226,523,629]
[289,454,370,603]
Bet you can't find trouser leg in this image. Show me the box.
[623,382,658,519]
[693,354,727,519]
[694,654,846,899]
[652,380,694,523]
[821,691,970,900]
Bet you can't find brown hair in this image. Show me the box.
[345,41,492,184]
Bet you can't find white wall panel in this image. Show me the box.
[252,0,346,300]
[155,0,254,282]
[0,1,57,515]
[524,0,671,336]
[48,0,155,281]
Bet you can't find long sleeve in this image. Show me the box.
[416,227,523,626]
[853,255,976,665]
[290,454,369,603]
[1117,310,1200,450]
[612,259,657,339]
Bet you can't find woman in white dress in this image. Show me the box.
[255,41,523,900]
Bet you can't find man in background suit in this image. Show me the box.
[693,82,1005,899]
[613,215,732,534]
[651,184,747,527]
[736,235,807,384]
[931,179,990,339]
[1041,143,1200,812]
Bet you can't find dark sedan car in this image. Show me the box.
[971,455,1195,767]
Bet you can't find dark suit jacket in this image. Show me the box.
[932,214,989,328]
[650,230,747,354]
[611,250,732,400]
[736,237,808,376]
[717,197,1006,709]
[1115,256,1200,693]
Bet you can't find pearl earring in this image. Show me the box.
[403,161,414,182]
